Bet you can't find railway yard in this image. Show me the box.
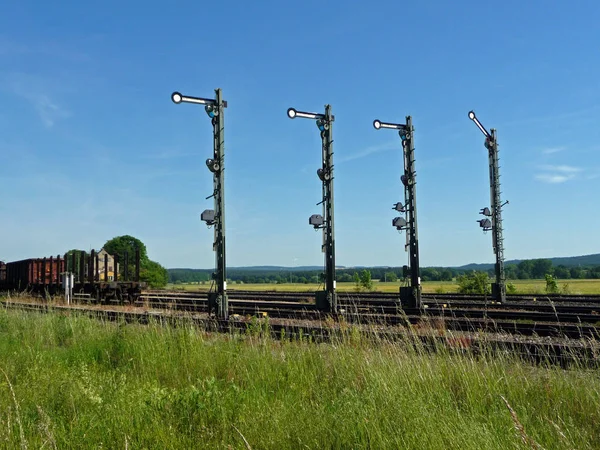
[3,287,600,366]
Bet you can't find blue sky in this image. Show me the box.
[1,0,599,269]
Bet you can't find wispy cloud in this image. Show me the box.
[535,164,583,183]
[3,75,71,128]
[33,94,70,127]
[539,164,582,174]
[337,141,398,163]
[541,147,565,155]
[534,174,571,184]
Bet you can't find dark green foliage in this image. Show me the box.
[456,271,491,295]
[506,282,517,294]
[167,257,600,285]
[103,235,148,277]
[383,272,398,282]
[102,235,167,288]
[140,260,169,289]
[359,269,374,291]
[64,249,89,274]
[545,274,559,294]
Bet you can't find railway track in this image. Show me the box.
[144,289,600,304]
[3,300,599,367]
[133,290,600,339]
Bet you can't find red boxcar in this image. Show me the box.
[4,257,65,290]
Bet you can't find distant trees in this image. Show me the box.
[165,260,600,286]
[553,265,571,279]
[383,272,398,282]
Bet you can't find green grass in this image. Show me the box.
[168,278,600,295]
[0,308,599,448]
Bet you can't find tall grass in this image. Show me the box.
[0,308,599,449]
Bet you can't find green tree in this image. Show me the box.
[359,270,374,291]
[439,269,453,282]
[103,235,148,278]
[339,273,353,282]
[517,260,533,279]
[64,249,89,273]
[140,260,169,288]
[590,266,600,279]
[570,267,582,279]
[102,235,168,288]
[456,271,490,295]
[553,265,571,279]
[504,264,518,280]
[531,259,553,279]
[545,274,559,294]
[383,272,398,282]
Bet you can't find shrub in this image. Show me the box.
[456,271,490,295]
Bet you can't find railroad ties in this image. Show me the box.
[135,289,600,340]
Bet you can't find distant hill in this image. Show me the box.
[169,254,600,273]
[456,253,600,271]
[169,265,346,273]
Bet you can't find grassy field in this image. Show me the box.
[168,278,600,295]
[0,308,599,448]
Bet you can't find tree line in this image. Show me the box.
[169,258,600,285]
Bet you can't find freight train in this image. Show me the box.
[0,249,146,302]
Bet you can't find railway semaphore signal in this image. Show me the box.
[468,110,508,303]
[373,116,422,308]
[288,105,337,312]
[171,89,229,319]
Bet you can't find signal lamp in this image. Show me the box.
[171,92,183,104]
[316,119,329,131]
[171,91,216,106]
[287,107,324,120]
[317,168,330,181]
[206,158,220,173]
[201,209,216,225]
[309,214,324,228]
[393,202,405,212]
[392,217,407,230]
[468,109,491,138]
[205,104,218,118]
[373,119,406,131]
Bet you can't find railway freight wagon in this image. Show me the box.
[0,249,146,302]
[0,262,6,285]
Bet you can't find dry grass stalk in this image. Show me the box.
[501,395,544,450]
[1,367,28,450]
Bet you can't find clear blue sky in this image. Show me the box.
[1,0,599,269]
